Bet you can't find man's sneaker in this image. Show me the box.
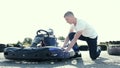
[71,52,81,58]
[97,46,101,54]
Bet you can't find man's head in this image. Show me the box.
[64,11,76,24]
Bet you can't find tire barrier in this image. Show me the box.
[79,45,107,51]
[98,45,107,51]
[107,44,120,55]
[79,45,88,51]
[0,44,6,52]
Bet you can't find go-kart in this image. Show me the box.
[4,29,75,61]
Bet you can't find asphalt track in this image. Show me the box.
[0,51,120,68]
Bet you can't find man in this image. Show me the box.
[62,11,101,60]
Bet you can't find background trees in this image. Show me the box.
[58,36,65,42]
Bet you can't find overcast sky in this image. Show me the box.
[0,0,120,44]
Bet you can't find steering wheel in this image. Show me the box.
[36,29,49,37]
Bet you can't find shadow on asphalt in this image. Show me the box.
[0,57,120,68]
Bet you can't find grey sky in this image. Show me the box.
[0,0,120,44]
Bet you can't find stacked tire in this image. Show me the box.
[0,44,6,52]
[79,45,88,51]
[98,45,107,51]
[107,44,120,55]
[79,45,107,51]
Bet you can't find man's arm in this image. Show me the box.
[62,36,69,47]
[65,31,82,51]
[62,28,73,48]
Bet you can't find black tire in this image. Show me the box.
[79,45,107,51]
[0,44,6,52]
[79,45,88,51]
[107,44,120,55]
[98,45,107,51]
[56,59,63,62]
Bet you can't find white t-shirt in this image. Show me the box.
[71,19,98,39]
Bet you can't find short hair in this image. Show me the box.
[64,11,74,17]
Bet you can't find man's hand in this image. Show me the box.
[61,46,65,50]
[64,48,70,52]
[61,45,69,52]
[64,31,82,52]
